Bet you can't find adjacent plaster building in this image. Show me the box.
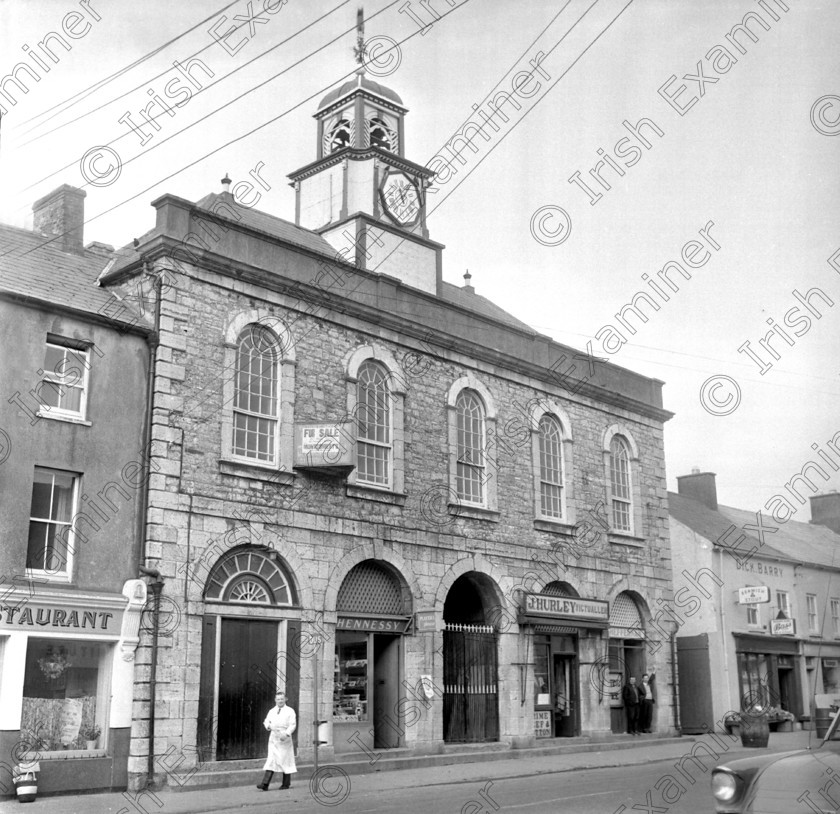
[0,187,150,795]
[670,471,840,733]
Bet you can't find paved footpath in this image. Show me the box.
[1,731,816,814]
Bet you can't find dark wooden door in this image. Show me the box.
[676,634,715,734]
[217,619,277,760]
[373,634,401,748]
[443,626,498,743]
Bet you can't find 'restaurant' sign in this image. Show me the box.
[521,593,609,626]
[294,423,354,468]
[738,586,770,604]
[0,603,120,632]
[337,615,412,634]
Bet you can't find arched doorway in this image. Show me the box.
[333,560,412,754]
[609,591,647,734]
[443,572,500,743]
[199,546,297,761]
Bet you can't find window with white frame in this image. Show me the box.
[832,599,840,635]
[39,340,90,419]
[26,468,78,579]
[538,414,564,519]
[232,325,279,463]
[777,590,790,617]
[455,389,486,504]
[807,593,818,631]
[608,435,632,532]
[356,361,392,487]
[747,604,759,626]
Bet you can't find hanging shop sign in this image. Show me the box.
[294,423,354,470]
[738,586,770,604]
[520,594,609,628]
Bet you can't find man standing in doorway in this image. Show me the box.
[622,676,641,735]
[640,673,656,733]
[257,691,297,791]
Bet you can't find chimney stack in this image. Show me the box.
[32,185,87,254]
[810,493,840,535]
[677,471,718,511]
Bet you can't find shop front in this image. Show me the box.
[733,632,803,717]
[519,590,609,739]
[333,561,412,755]
[0,581,146,796]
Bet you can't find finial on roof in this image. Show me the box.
[353,6,366,69]
[221,174,232,192]
[691,467,700,474]
[463,269,474,293]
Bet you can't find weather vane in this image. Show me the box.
[353,6,365,67]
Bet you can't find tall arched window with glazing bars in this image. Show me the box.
[538,414,564,519]
[356,361,392,487]
[232,325,279,463]
[456,390,486,504]
[609,435,632,532]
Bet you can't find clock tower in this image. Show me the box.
[288,20,443,295]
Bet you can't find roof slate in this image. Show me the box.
[0,222,141,327]
[668,490,840,567]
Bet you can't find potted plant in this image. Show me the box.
[766,706,796,732]
[83,725,101,750]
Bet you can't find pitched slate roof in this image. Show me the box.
[0,222,141,328]
[440,281,536,333]
[669,490,840,567]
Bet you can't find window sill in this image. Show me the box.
[533,519,577,535]
[346,484,406,505]
[20,749,107,760]
[448,503,500,522]
[24,568,71,583]
[37,411,91,427]
[608,533,646,548]
[219,459,295,485]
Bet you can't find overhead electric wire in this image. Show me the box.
[17,0,243,134]
[21,0,374,194]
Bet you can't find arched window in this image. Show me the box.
[538,414,564,519]
[205,547,294,606]
[609,435,632,532]
[327,118,352,153]
[369,117,395,152]
[232,325,278,463]
[356,361,391,487]
[456,390,486,504]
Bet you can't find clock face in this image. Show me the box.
[380,171,421,227]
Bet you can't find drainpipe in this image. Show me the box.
[139,565,163,788]
[670,627,680,733]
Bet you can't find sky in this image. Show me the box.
[1,0,839,520]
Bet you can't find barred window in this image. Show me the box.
[456,390,485,504]
[538,414,563,518]
[609,435,632,532]
[356,361,391,487]
[232,325,279,463]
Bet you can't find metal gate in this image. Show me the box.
[443,624,499,743]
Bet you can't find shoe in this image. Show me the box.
[257,784,268,791]
[280,785,291,790]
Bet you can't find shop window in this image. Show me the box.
[26,468,78,580]
[807,594,818,632]
[534,642,550,706]
[38,339,91,420]
[356,361,392,487]
[538,414,564,519]
[831,599,840,635]
[823,659,840,694]
[20,638,109,755]
[455,390,486,505]
[334,632,369,722]
[746,603,759,626]
[737,652,771,709]
[232,325,279,464]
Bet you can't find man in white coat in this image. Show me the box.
[256,691,297,791]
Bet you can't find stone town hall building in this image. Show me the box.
[98,66,673,788]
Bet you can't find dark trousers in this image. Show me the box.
[641,699,654,731]
[626,704,640,733]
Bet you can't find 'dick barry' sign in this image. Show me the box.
[294,422,354,468]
